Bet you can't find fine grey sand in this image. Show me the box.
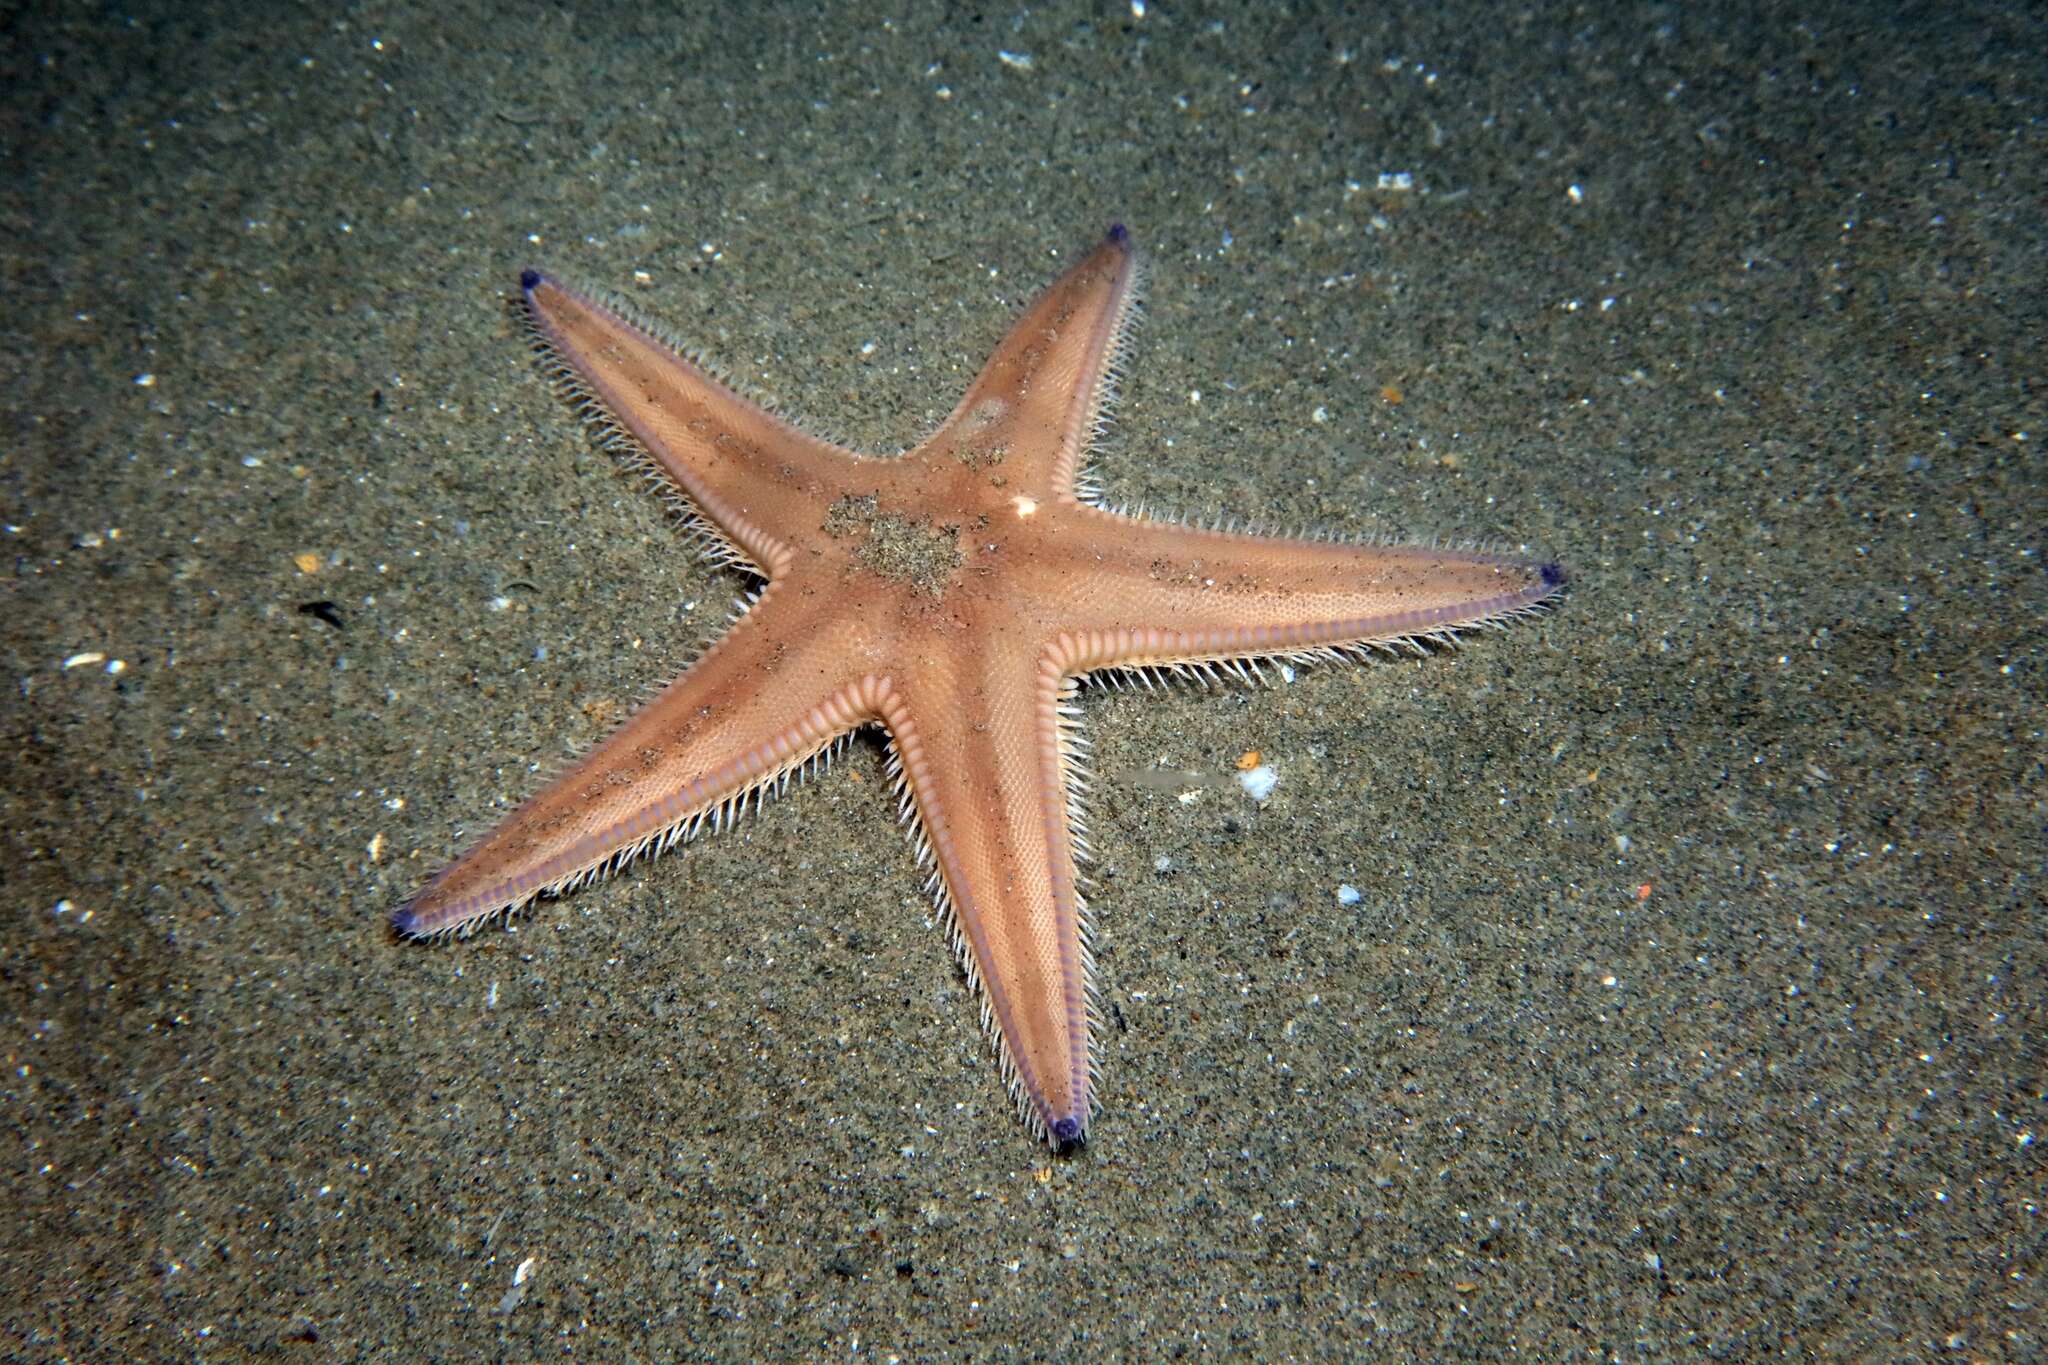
[3,2,2040,1357]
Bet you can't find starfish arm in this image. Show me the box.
[919,227,1140,501]
[521,271,862,573]
[396,588,888,938]
[1039,508,1564,673]
[880,649,1095,1148]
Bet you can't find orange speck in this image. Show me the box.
[1635,882,1653,902]
[293,552,321,574]
[1380,384,1403,405]
[1236,749,1262,771]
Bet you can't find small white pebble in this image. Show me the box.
[497,1262,534,1313]
[1236,764,1278,801]
[1336,884,1361,905]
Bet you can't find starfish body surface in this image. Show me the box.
[397,227,1563,1147]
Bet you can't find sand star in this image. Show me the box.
[396,226,1563,1148]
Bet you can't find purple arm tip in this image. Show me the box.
[1540,561,1567,589]
[519,268,544,292]
[1106,223,1129,244]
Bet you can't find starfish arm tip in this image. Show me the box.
[390,905,423,939]
[1106,222,1129,244]
[1540,560,1568,589]
[519,268,545,292]
[1050,1115,1087,1152]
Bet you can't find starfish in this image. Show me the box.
[396,226,1563,1149]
